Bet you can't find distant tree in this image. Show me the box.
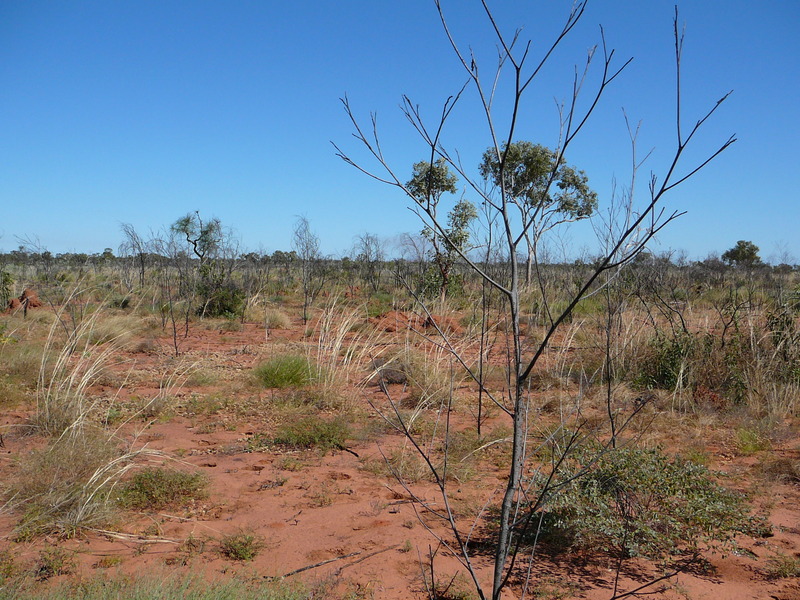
[479,141,597,286]
[171,212,243,318]
[120,223,150,289]
[292,217,326,323]
[171,212,222,266]
[354,232,384,292]
[722,240,762,267]
[406,159,476,297]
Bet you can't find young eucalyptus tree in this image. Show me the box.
[407,159,478,298]
[479,141,597,288]
[335,3,734,598]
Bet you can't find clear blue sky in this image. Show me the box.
[1,1,798,263]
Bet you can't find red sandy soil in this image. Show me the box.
[1,313,799,599]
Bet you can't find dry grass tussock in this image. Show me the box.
[309,297,389,409]
[1,288,193,540]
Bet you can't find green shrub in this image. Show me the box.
[256,415,350,453]
[254,355,315,388]
[633,333,693,390]
[35,546,76,580]
[198,282,246,319]
[0,271,12,307]
[219,530,263,561]
[539,446,763,559]
[117,468,208,511]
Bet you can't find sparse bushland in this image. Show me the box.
[334,0,747,596]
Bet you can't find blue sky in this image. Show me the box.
[1,1,798,263]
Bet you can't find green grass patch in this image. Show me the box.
[734,426,771,455]
[254,355,315,388]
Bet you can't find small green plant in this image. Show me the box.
[257,415,351,453]
[219,530,263,561]
[765,552,800,579]
[94,555,124,569]
[254,355,315,388]
[117,467,208,511]
[35,546,76,580]
[734,426,771,456]
[276,456,305,471]
[0,550,17,583]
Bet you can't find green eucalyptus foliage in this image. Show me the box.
[538,446,765,559]
[721,240,762,267]
[407,159,477,298]
[479,141,597,218]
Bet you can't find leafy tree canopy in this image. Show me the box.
[722,240,762,267]
[479,141,597,219]
[406,158,457,209]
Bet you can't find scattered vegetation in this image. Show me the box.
[0,570,322,600]
[8,429,146,540]
[0,203,798,599]
[765,552,800,579]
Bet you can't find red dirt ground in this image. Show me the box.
[1,314,799,599]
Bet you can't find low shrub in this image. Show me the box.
[633,333,693,391]
[219,530,263,561]
[35,546,76,580]
[117,468,208,511]
[264,308,291,329]
[198,282,246,319]
[255,415,350,453]
[539,446,764,560]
